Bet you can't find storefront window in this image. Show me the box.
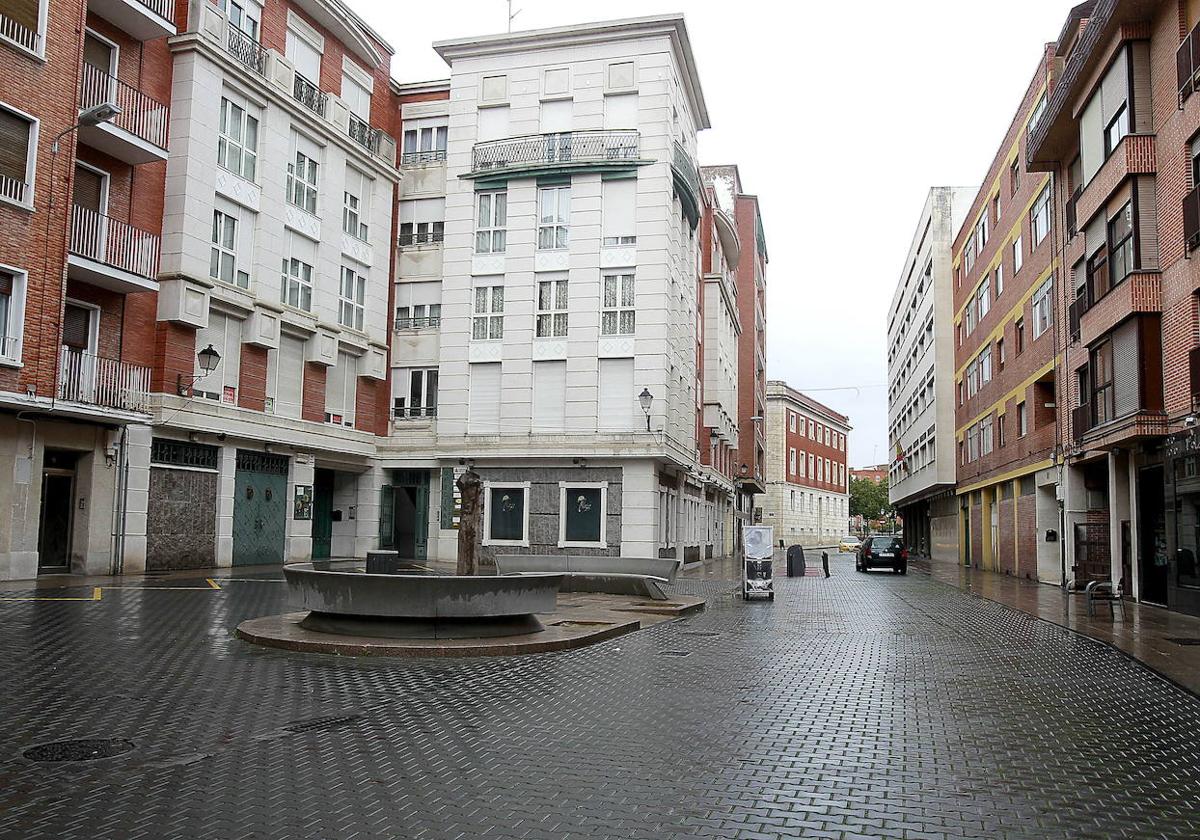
[1175,455,1200,590]
[487,485,526,543]
[562,486,604,545]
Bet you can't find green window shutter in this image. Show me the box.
[379,485,395,548]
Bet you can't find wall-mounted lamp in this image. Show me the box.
[638,388,653,431]
[176,344,221,396]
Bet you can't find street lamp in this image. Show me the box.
[177,344,222,396]
[638,388,653,431]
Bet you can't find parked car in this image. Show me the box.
[838,536,861,554]
[856,535,908,574]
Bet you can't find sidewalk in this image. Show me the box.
[920,555,1200,696]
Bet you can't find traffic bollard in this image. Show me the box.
[822,551,830,578]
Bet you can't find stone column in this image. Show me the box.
[1109,449,1131,586]
[120,423,152,575]
[215,444,236,567]
[287,452,314,563]
[354,465,384,558]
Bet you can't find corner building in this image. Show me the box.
[953,44,1064,583]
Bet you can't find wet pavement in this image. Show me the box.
[2,555,1200,839]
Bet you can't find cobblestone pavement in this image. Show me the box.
[2,558,1200,839]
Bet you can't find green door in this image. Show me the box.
[386,470,429,561]
[232,450,289,567]
[312,469,334,561]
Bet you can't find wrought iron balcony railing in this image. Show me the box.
[79,63,169,149]
[226,24,266,75]
[58,348,151,412]
[0,10,40,53]
[293,73,327,117]
[348,113,382,154]
[69,206,161,280]
[401,148,446,166]
[398,229,444,247]
[394,316,442,331]
[394,406,438,419]
[471,130,640,175]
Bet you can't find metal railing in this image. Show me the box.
[401,148,446,165]
[394,406,438,419]
[1072,403,1091,444]
[0,11,40,53]
[394,316,441,331]
[1186,184,1200,253]
[348,114,382,154]
[471,129,640,173]
[79,63,169,149]
[0,335,19,360]
[1066,186,1081,239]
[0,172,30,205]
[226,25,266,75]
[133,0,173,19]
[672,141,702,199]
[398,229,444,247]
[58,347,151,412]
[1180,18,1200,105]
[69,205,161,281]
[292,73,327,117]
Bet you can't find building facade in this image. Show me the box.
[1028,0,1200,616]
[760,380,850,546]
[953,45,1064,584]
[887,187,975,561]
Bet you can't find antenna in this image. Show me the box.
[506,0,521,32]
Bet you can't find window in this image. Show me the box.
[210,208,250,289]
[475,190,507,254]
[997,338,1005,370]
[789,448,797,475]
[789,413,797,433]
[1031,185,1051,245]
[324,351,357,427]
[979,345,992,384]
[537,186,570,249]
[343,167,369,241]
[980,416,993,456]
[281,234,314,311]
[1012,237,1023,274]
[817,459,824,482]
[1108,202,1134,287]
[339,265,366,331]
[472,285,504,340]
[966,360,979,398]
[0,266,25,362]
[808,419,814,437]
[1015,318,1026,354]
[597,357,635,431]
[964,234,976,274]
[1104,104,1129,156]
[559,483,606,547]
[1032,278,1053,338]
[394,303,440,329]
[601,177,636,245]
[995,265,1004,297]
[799,452,806,477]
[1092,340,1114,425]
[977,278,991,320]
[1009,159,1020,196]
[267,332,305,417]
[0,103,36,207]
[1017,401,1028,436]
[219,0,260,38]
[536,277,568,338]
[192,310,242,401]
[218,97,258,181]
[485,483,528,544]
[601,273,635,335]
[393,367,438,418]
[975,214,988,252]
[1028,92,1047,136]
[991,193,1000,223]
[399,198,444,246]
[287,148,318,214]
[468,362,501,432]
[997,414,1006,448]
[401,120,447,164]
[342,67,371,122]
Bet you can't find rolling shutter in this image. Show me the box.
[477,106,510,143]
[597,358,634,431]
[1112,319,1140,418]
[468,362,501,433]
[603,93,637,129]
[62,304,91,350]
[1100,47,1129,128]
[73,165,103,211]
[602,178,636,240]
[539,99,571,134]
[275,333,305,418]
[532,361,565,432]
[0,109,31,185]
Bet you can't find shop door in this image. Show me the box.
[37,453,78,572]
[232,451,289,567]
[311,469,334,561]
[382,470,428,561]
[1139,465,1168,605]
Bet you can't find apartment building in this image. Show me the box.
[1026,0,1200,617]
[887,187,975,561]
[953,45,1063,583]
[377,15,744,566]
[760,380,850,546]
[0,0,174,579]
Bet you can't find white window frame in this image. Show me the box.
[472,285,504,340]
[210,207,250,289]
[1012,237,1023,274]
[537,185,570,250]
[218,0,260,40]
[342,167,369,241]
[789,448,797,476]
[287,147,319,215]
[0,262,27,365]
[483,481,530,547]
[218,96,258,182]
[1032,278,1054,338]
[536,276,568,338]
[557,481,608,548]
[475,190,507,254]
[401,120,447,164]
[281,253,313,311]
[1031,185,1051,245]
[0,102,38,210]
[0,0,47,59]
[338,265,366,332]
[977,278,991,320]
[601,272,635,336]
[789,412,797,433]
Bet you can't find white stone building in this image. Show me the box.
[885,187,974,560]
[378,15,731,565]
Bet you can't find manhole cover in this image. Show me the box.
[1165,637,1200,646]
[657,650,691,658]
[23,739,134,763]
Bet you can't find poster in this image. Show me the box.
[293,485,313,520]
[742,525,774,600]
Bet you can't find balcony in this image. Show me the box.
[394,406,438,420]
[77,64,169,165]
[348,113,382,155]
[0,171,30,207]
[87,0,175,41]
[1179,17,1200,106]
[226,24,267,76]
[0,9,41,55]
[1078,272,1160,347]
[398,229,444,248]
[67,206,160,293]
[401,148,446,166]
[671,141,702,229]
[58,348,151,413]
[394,316,441,331]
[293,74,327,118]
[469,130,643,178]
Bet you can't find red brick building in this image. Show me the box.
[1028,0,1200,616]
[850,465,888,483]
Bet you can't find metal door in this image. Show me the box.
[311,469,334,561]
[232,450,289,567]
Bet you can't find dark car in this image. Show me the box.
[856,535,908,574]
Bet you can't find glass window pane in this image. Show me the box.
[492,287,503,312]
[475,287,487,313]
[489,488,524,541]
[476,231,490,253]
[555,280,567,309]
[604,277,617,307]
[620,310,635,334]
[477,194,490,227]
[602,311,616,334]
[538,281,551,310]
[564,487,602,542]
[495,193,506,226]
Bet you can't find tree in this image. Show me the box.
[849,476,893,522]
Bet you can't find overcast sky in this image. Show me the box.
[359,0,1075,468]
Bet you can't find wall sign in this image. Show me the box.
[293,485,313,520]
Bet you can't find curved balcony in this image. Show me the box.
[671,141,701,229]
[468,130,646,179]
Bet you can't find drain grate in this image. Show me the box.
[657,650,692,658]
[1165,637,1200,646]
[23,738,134,763]
[282,714,362,734]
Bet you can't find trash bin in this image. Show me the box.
[786,544,806,577]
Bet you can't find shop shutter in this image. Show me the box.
[468,362,501,433]
[597,357,634,431]
[62,304,91,350]
[532,360,565,432]
[1112,319,1140,418]
[0,109,31,185]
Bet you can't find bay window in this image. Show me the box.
[472,285,504,340]
[536,276,568,338]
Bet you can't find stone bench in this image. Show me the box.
[494,554,678,601]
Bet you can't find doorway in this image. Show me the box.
[231,450,288,566]
[38,450,79,572]
[380,470,428,561]
[312,468,334,561]
[1140,465,1168,605]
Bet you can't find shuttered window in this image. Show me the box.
[602,177,636,245]
[61,303,91,350]
[477,105,509,142]
[0,107,33,191]
[597,357,634,431]
[194,311,242,400]
[603,93,637,130]
[532,360,565,432]
[286,28,321,84]
[1113,320,1140,418]
[269,332,305,418]
[468,362,501,433]
[324,351,356,427]
[73,164,104,212]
